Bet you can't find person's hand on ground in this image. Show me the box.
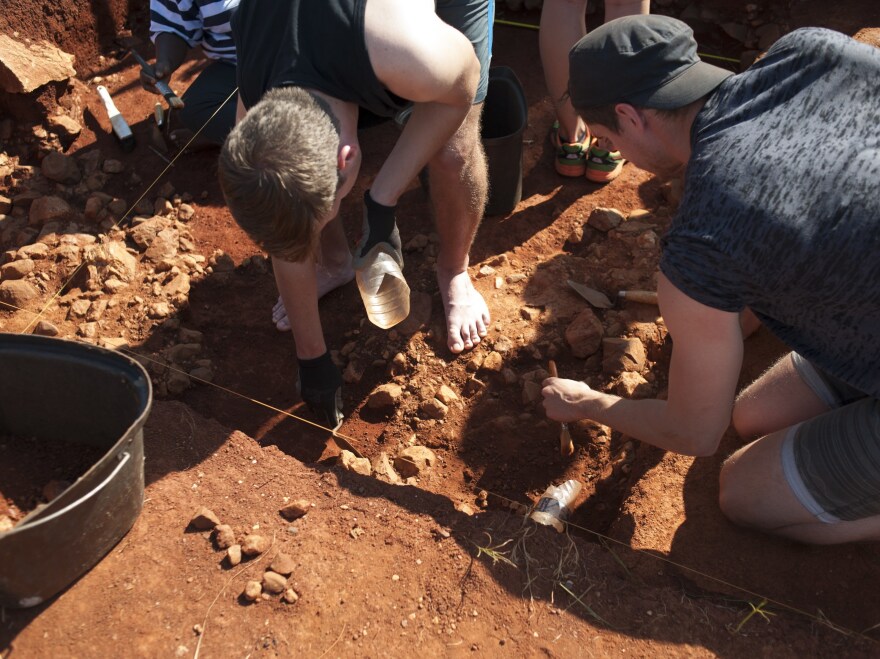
[296,352,344,428]
[140,58,176,94]
[541,377,594,423]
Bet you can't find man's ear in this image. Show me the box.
[615,103,646,131]
[338,143,359,173]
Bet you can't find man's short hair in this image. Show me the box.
[218,87,340,262]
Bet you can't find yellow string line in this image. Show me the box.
[493,17,743,64]
[21,86,240,335]
[5,64,872,645]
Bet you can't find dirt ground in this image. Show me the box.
[2,1,880,657]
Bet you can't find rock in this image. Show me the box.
[177,203,195,221]
[521,380,542,405]
[214,524,236,549]
[421,397,448,419]
[209,250,235,272]
[282,588,300,604]
[0,35,75,93]
[520,306,539,321]
[41,151,80,183]
[144,227,180,262]
[154,197,174,216]
[227,544,242,567]
[367,382,404,409]
[492,335,514,354]
[0,280,39,308]
[47,114,82,141]
[190,507,220,530]
[102,159,124,174]
[32,320,59,336]
[280,499,310,521]
[148,302,172,319]
[602,337,646,374]
[614,371,653,398]
[242,580,262,602]
[0,196,12,214]
[166,370,191,395]
[129,216,174,249]
[270,553,296,576]
[262,571,288,595]
[84,195,105,220]
[435,384,458,405]
[394,446,436,478]
[371,452,402,484]
[241,534,269,557]
[481,351,503,371]
[587,207,625,232]
[1,258,34,280]
[29,196,72,225]
[564,308,604,358]
[16,243,50,260]
[162,272,191,298]
[339,450,372,476]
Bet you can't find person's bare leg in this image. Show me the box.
[732,353,830,440]
[539,0,588,143]
[720,430,880,544]
[273,215,355,331]
[428,102,490,353]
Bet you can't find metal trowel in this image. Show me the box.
[567,280,614,309]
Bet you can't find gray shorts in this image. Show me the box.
[782,353,880,522]
[437,0,494,104]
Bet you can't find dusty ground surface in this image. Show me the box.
[1,0,879,657]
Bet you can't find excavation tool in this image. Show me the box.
[567,280,613,309]
[547,360,574,457]
[96,86,135,152]
[618,289,659,305]
[129,49,185,109]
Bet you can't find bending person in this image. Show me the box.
[542,16,880,545]
[219,0,492,425]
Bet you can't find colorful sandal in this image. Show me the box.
[550,121,591,178]
[585,143,625,183]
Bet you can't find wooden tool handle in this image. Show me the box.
[548,360,558,378]
[619,290,658,305]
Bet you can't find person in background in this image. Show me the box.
[539,0,649,182]
[542,16,880,545]
[142,0,239,146]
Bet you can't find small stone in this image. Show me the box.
[270,552,296,576]
[241,534,269,557]
[282,588,300,604]
[226,544,242,567]
[565,308,604,358]
[421,397,448,420]
[394,446,436,478]
[371,451,402,484]
[520,307,539,321]
[190,507,220,530]
[1,258,34,280]
[214,524,235,549]
[261,571,287,595]
[242,580,262,602]
[29,195,71,226]
[435,384,458,405]
[177,203,195,221]
[615,371,653,398]
[339,450,372,476]
[102,159,124,174]
[367,382,403,409]
[521,380,542,405]
[279,499,310,521]
[32,320,59,336]
[602,337,647,374]
[481,351,503,371]
[587,207,625,232]
[0,279,40,308]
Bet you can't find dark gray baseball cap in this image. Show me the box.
[568,15,733,110]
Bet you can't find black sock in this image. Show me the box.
[361,189,396,254]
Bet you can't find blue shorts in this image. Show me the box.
[782,353,880,523]
[437,0,494,104]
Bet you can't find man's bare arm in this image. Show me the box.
[542,273,744,456]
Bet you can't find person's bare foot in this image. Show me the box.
[273,260,355,331]
[437,268,490,353]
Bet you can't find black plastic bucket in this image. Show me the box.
[392,66,528,216]
[0,334,152,608]
[482,66,527,217]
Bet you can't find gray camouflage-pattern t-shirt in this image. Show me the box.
[661,28,880,397]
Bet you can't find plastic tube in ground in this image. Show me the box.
[529,480,583,533]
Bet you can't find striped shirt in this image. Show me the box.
[150,0,239,63]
